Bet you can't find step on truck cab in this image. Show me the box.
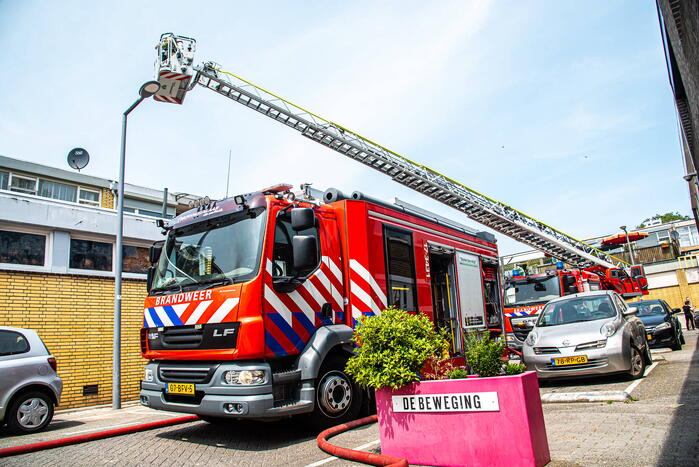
[139,184,502,426]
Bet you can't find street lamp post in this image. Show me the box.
[619,225,636,266]
[113,81,161,409]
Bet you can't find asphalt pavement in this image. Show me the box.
[1,330,697,466]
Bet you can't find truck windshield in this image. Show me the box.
[504,275,560,306]
[151,209,267,291]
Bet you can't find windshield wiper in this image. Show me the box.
[198,277,234,289]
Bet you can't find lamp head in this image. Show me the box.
[139,81,161,98]
[619,225,627,231]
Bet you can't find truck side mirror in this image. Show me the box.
[292,235,318,273]
[561,275,577,295]
[147,266,156,291]
[291,208,315,231]
[149,244,163,264]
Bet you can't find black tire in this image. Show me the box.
[307,356,363,430]
[670,333,682,351]
[5,391,54,434]
[627,345,646,380]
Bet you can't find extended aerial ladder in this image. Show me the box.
[153,33,626,270]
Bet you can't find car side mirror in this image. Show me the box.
[623,306,638,316]
[147,266,156,292]
[292,235,318,273]
[291,208,315,231]
[149,244,163,264]
[672,308,681,314]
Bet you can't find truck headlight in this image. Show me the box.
[654,322,671,331]
[144,368,154,382]
[223,370,266,385]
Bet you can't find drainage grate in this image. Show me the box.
[83,384,99,396]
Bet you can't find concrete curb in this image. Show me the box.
[541,390,631,403]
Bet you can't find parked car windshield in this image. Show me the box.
[537,295,617,326]
[152,209,267,291]
[505,275,560,306]
[633,301,666,316]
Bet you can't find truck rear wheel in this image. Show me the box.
[308,356,362,430]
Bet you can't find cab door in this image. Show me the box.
[630,265,648,294]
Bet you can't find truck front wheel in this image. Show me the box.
[308,356,362,429]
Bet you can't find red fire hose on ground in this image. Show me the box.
[316,415,408,467]
[0,415,198,458]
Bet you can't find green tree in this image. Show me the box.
[637,212,690,229]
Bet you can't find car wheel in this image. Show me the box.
[680,332,686,345]
[627,345,646,380]
[307,355,362,430]
[6,391,54,434]
[670,332,682,351]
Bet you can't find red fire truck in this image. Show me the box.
[139,185,502,425]
[504,266,648,350]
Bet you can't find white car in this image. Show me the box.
[522,291,651,380]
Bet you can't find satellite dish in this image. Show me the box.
[67,148,90,171]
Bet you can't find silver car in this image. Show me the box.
[523,291,651,380]
[0,327,63,434]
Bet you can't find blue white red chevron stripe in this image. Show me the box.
[143,298,239,328]
[262,256,346,356]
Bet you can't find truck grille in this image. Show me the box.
[146,322,240,351]
[159,326,204,349]
[159,363,219,383]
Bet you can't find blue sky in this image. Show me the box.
[0,1,688,255]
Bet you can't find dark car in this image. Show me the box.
[633,299,684,351]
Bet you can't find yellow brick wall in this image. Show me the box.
[101,188,115,209]
[628,269,699,309]
[0,271,146,409]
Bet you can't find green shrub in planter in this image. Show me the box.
[345,307,448,390]
[464,331,505,377]
[446,368,469,379]
[504,362,526,375]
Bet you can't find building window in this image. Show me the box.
[38,179,78,202]
[9,174,37,194]
[70,239,112,271]
[0,330,30,356]
[0,230,46,266]
[383,226,417,312]
[677,225,699,248]
[0,171,8,190]
[78,188,100,206]
[656,231,670,244]
[123,245,149,273]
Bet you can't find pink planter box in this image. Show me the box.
[375,371,550,467]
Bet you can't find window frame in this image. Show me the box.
[68,236,115,273]
[78,187,101,206]
[0,170,8,190]
[382,224,418,312]
[0,225,51,271]
[0,330,31,357]
[37,178,79,203]
[9,173,37,195]
[271,209,321,280]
